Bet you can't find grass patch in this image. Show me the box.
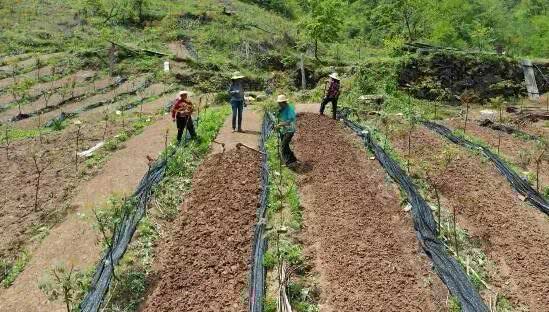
[263,133,318,311]
[0,251,30,288]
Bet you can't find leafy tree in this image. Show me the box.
[300,0,343,60]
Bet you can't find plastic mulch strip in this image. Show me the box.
[249,112,274,312]
[339,111,488,312]
[423,120,549,215]
[80,118,195,312]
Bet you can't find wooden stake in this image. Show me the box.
[75,125,81,174]
[453,206,459,258]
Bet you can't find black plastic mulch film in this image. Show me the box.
[423,120,549,215]
[249,113,274,312]
[338,111,488,312]
[80,120,194,312]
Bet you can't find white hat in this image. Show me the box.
[329,72,340,80]
[231,71,245,80]
[178,90,189,97]
[277,94,288,103]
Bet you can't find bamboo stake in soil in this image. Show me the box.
[74,121,82,175]
[497,133,502,155]
[4,127,10,160]
[535,150,545,192]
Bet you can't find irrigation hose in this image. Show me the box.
[248,113,274,312]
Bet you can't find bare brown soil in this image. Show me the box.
[390,125,549,310]
[445,118,549,191]
[0,99,163,264]
[142,149,261,312]
[293,113,444,312]
[0,115,174,312]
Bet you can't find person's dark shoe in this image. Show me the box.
[237,128,244,133]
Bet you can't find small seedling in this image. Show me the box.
[35,57,42,80]
[31,150,50,211]
[460,90,476,134]
[70,77,77,99]
[11,63,19,84]
[534,144,546,192]
[42,88,53,108]
[102,110,109,140]
[136,90,145,118]
[74,120,83,174]
[425,171,442,235]
[39,264,89,312]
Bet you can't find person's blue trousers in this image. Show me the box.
[230,99,244,130]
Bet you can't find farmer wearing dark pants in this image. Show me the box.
[276,95,297,166]
[171,91,197,143]
[229,71,245,132]
[320,72,341,119]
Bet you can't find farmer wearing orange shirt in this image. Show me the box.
[171,91,197,143]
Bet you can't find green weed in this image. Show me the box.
[448,296,462,312]
[1,251,30,288]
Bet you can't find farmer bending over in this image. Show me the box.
[171,91,197,143]
[320,72,341,119]
[229,71,245,132]
[276,95,297,166]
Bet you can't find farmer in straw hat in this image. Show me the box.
[229,71,246,132]
[320,72,341,119]
[171,90,198,143]
[276,94,298,166]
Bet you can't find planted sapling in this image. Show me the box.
[31,150,50,211]
[489,96,506,154]
[460,90,476,134]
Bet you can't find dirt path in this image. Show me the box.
[0,115,174,312]
[210,105,262,154]
[293,113,444,311]
[390,126,549,311]
[142,148,261,312]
